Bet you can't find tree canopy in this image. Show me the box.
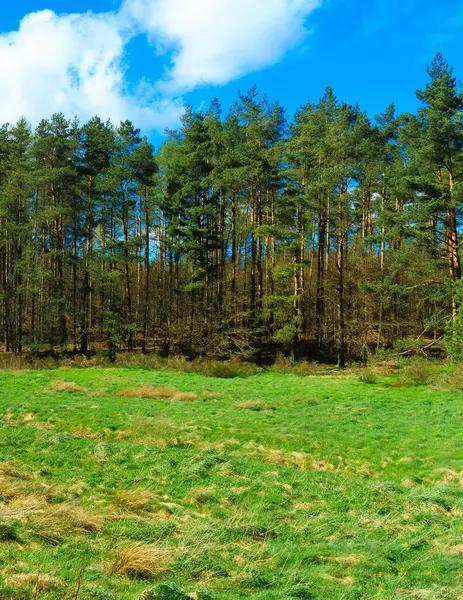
[0,54,461,364]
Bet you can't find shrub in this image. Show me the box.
[367,347,400,365]
[359,370,378,385]
[271,352,291,372]
[400,360,436,386]
[198,360,258,378]
[435,367,463,392]
[0,354,30,371]
[271,354,323,376]
[448,368,463,390]
[288,361,323,376]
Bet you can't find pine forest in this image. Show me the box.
[0,53,462,366]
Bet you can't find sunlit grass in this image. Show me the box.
[0,366,461,598]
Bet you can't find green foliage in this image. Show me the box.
[147,583,190,600]
[359,370,378,384]
[197,360,258,378]
[445,280,463,362]
[399,359,437,386]
[272,324,298,346]
[0,55,461,363]
[0,585,31,599]
[85,587,117,600]
[435,366,463,391]
[0,520,21,542]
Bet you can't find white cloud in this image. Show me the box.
[123,0,321,91]
[0,8,183,131]
[0,0,321,131]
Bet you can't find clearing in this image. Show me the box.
[0,367,462,599]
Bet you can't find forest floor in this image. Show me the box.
[0,365,462,599]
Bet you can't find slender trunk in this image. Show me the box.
[121,190,133,349]
[337,190,346,368]
[81,177,94,354]
[142,186,150,353]
[447,173,461,318]
[316,210,326,349]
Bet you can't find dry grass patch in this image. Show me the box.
[25,419,55,432]
[3,413,56,432]
[359,515,418,533]
[107,542,173,580]
[0,461,35,481]
[292,396,320,405]
[233,400,275,412]
[263,449,334,472]
[319,554,366,565]
[0,480,20,501]
[0,496,103,541]
[33,511,102,543]
[187,486,219,506]
[68,425,101,440]
[118,416,182,448]
[294,501,326,511]
[443,545,463,556]
[4,573,64,594]
[319,573,355,586]
[0,495,45,518]
[0,478,78,505]
[118,385,199,402]
[173,392,200,402]
[51,380,88,393]
[118,385,177,399]
[113,489,154,513]
[432,468,463,485]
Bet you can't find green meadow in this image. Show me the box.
[0,365,462,599]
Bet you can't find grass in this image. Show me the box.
[107,543,173,580]
[117,386,201,402]
[0,364,461,598]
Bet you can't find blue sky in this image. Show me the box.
[1,0,462,144]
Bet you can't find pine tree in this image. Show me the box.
[404,53,463,317]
